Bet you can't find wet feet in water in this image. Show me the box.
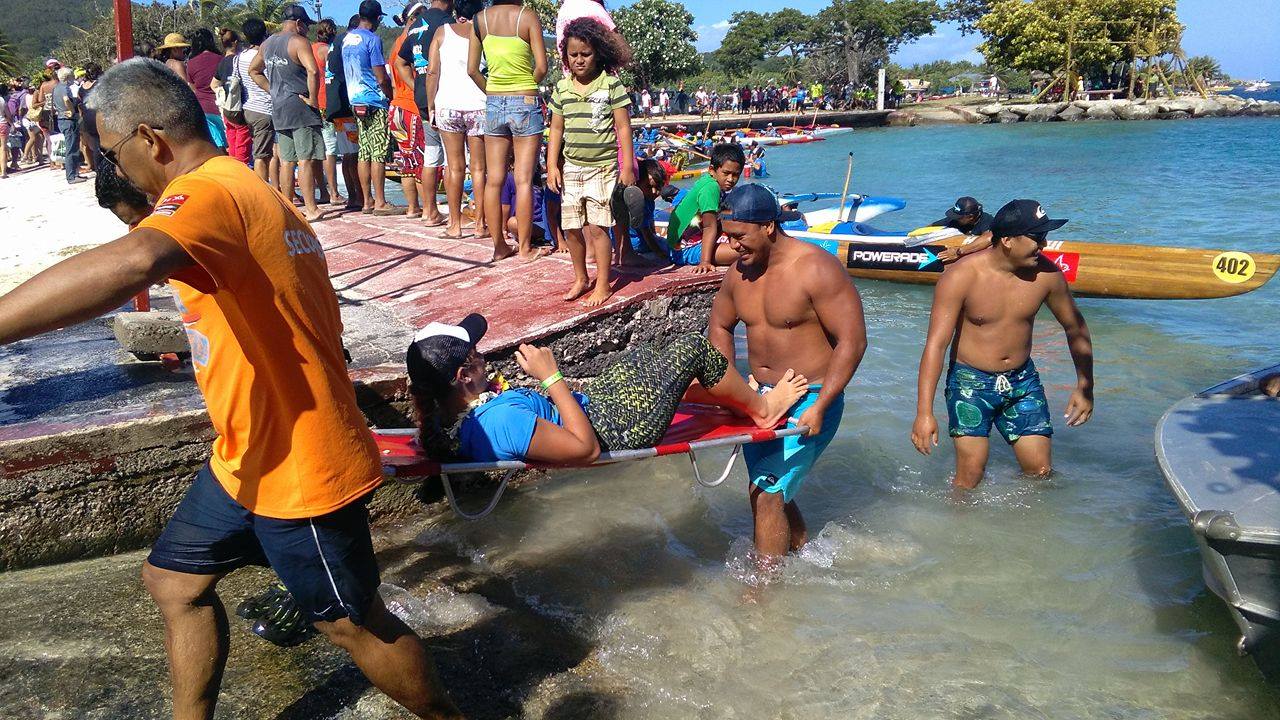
[756,369,809,428]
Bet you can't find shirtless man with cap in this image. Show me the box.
[710,184,867,560]
[934,196,995,264]
[911,199,1094,489]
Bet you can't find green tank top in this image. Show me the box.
[481,7,538,93]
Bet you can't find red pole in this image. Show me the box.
[114,0,151,311]
[115,0,134,62]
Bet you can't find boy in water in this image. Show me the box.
[911,199,1094,489]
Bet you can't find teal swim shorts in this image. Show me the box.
[945,359,1053,444]
[742,385,844,503]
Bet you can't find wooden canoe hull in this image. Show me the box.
[799,234,1280,300]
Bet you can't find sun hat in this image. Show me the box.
[156,33,191,51]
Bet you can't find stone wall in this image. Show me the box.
[947,96,1280,124]
[0,290,717,571]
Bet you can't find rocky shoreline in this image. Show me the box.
[942,95,1280,124]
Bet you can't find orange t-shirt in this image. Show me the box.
[139,156,383,519]
[389,31,419,116]
[311,41,329,111]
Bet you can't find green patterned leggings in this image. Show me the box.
[585,333,730,451]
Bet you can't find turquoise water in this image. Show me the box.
[415,117,1280,717]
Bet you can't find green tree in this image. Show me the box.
[716,9,815,78]
[0,31,19,75]
[614,0,700,87]
[944,0,990,34]
[813,0,941,85]
[978,0,1180,80]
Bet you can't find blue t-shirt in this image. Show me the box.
[501,173,547,230]
[340,28,388,110]
[458,389,587,462]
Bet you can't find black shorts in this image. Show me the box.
[148,464,380,625]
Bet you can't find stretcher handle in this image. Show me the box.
[440,469,516,521]
[688,444,742,488]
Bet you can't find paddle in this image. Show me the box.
[836,152,854,222]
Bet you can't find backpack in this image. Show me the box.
[218,53,245,123]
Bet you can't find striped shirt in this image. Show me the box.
[550,73,630,168]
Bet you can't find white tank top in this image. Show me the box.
[435,24,486,113]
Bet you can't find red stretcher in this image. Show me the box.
[374,403,808,520]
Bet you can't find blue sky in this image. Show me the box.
[324,0,1279,79]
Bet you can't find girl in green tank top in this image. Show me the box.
[468,0,549,265]
[468,1,546,96]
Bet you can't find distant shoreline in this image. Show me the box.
[629,95,1280,131]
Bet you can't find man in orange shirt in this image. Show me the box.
[389,1,445,224]
[0,58,463,720]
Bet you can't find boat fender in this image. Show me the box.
[1191,509,1241,542]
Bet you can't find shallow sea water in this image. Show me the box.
[402,117,1280,717]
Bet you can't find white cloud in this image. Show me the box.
[694,18,733,52]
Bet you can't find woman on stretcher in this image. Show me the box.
[239,313,809,646]
[408,314,809,464]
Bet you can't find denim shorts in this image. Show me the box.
[148,464,381,625]
[484,95,545,138]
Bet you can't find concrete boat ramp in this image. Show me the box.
[0,210,722,571]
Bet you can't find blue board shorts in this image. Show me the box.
[148,464,380,625]
[743,385,844,503]
[945,359,1053,444]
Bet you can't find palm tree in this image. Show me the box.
[1185,55,1222,85]
[237,0,291,24]
[0,31,18,76]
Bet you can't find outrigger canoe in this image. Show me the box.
[774,194,1280,300]
[656,199,1279,299]
[1156,364,1280,680]
[794,228,1280,300]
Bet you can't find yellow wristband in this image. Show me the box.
[540,372,564,391]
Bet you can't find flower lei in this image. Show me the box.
[444,371,511,448]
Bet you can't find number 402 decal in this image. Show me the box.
[1211,251,1255,284]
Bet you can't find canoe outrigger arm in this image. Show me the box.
[374,404,809,520]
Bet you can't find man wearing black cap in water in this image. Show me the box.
[710,184,867,562]
[934,196,995,263]
[911,199,1094,490]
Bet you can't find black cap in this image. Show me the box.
[990,199,1068,240]
[944,196,983,220]
[358,0,386,20]
[281,3,314,23]
[659,184,680,203]
[719,184,802,224]
[406,314,488,393]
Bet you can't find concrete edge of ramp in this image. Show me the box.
[0,289,718,571]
